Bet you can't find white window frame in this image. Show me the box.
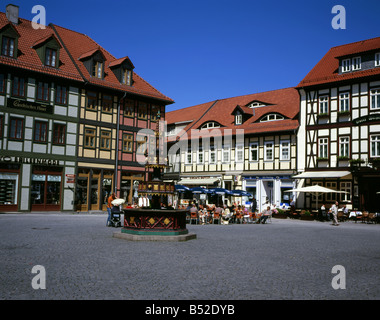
[197,147,204,164]
[370,88,380,110]
[260,113,284,122]
[352,56,361,71]
[222,145,230,163]
[209,145,216,164]
[342,58,351,72]
[201,122,220,129]
[249,142,258,161]
[318,137,329,159]
[375,53,380,67]
[280,140,290,161]
[185,148,192,165]
[264,142,274,161]
[319,96,329,114]
[235,113,242,125]
[339,92,350,112]
[370,135,380,158]
[340,182,351,202]
[236,143,244,163]
[339,136,350,158]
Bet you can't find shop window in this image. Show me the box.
[12,76,25,97]
[0,173,18,205]
[9,117,23,140]
[55,85,67,105]
[34,121,48,143]
[53,123,66,145]
[84,128,96,148]
[340,182,351,202]
[100,130,111,150]
[31,174,61,205]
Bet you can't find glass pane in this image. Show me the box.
[91,179,98,205]
[0,179,17,205]
[46,181,61,204]
[31,181,45,204]
[76,177,88,207]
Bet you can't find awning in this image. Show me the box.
[292,171,351,179]
[178,177,219,185]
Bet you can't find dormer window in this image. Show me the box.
[200,121,220,129]
[33,34,61,68]
[93,61,103,78]
[352,56,361,70]
[260,113,284,122]
[1,36,15,57]
[235,112,242,125]
[79,48,106,79]
[375,53,380,67]
[342,58,351,72]
[45,48,57,67]
[122,69,132,85]
[109,56,135,85]
[0,23,20,59]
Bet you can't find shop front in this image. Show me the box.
[0,162,20,212]
[75,168,114,212]
[243,174,295,211]
[31,166,63,211]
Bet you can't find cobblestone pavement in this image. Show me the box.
[0,213,379,300]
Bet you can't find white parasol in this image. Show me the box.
[111,198,125,206]
[285,185,347,210]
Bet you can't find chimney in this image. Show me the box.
[6,4,19,24]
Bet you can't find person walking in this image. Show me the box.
[331,201,340,226]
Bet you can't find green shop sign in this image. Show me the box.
[7,98,53,114]
[353,114,380,125]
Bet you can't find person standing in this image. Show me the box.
[331,201,340,226]
[106,192,116,227]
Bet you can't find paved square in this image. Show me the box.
[0,213,379,300]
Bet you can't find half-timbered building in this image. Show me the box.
[296,37,380,211]
[0,5,82,212]
[0,4,173,212]
[165,88,299,210]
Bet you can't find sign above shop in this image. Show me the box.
[0,156,59,166]
[353,114,380,126]
[7,98,53,114]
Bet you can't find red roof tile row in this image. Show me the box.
[0,11,173,104]
[297,36,380,88]
[166,87,300,140]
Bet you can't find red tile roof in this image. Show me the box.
[0,11,173,104]
[166,87,299,141]
[51,24,174,104]
[297,37,380,88]
[0,14,82,82]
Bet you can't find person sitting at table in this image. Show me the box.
[222,205,231,224]
[258,206,272,224]
[235,205,243,224]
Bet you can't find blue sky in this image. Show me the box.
[6,0,380,112]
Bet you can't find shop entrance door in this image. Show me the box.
[31,169,62,211]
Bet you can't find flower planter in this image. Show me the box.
[300,215,314,221]
[273,214,288,219]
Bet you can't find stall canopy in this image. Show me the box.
[285,185,347,210]
[178,178,219,185]
[174,185,189,192]
[292,171,351,179]
[208,188,232,195]
[190,187,211,194]
[231,189,253,197]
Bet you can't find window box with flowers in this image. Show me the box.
[317,113,329,119]
[317,157,328,162]
[368,158,380,170]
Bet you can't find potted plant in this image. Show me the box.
[273,208,288,219]
[300,210,314,221]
